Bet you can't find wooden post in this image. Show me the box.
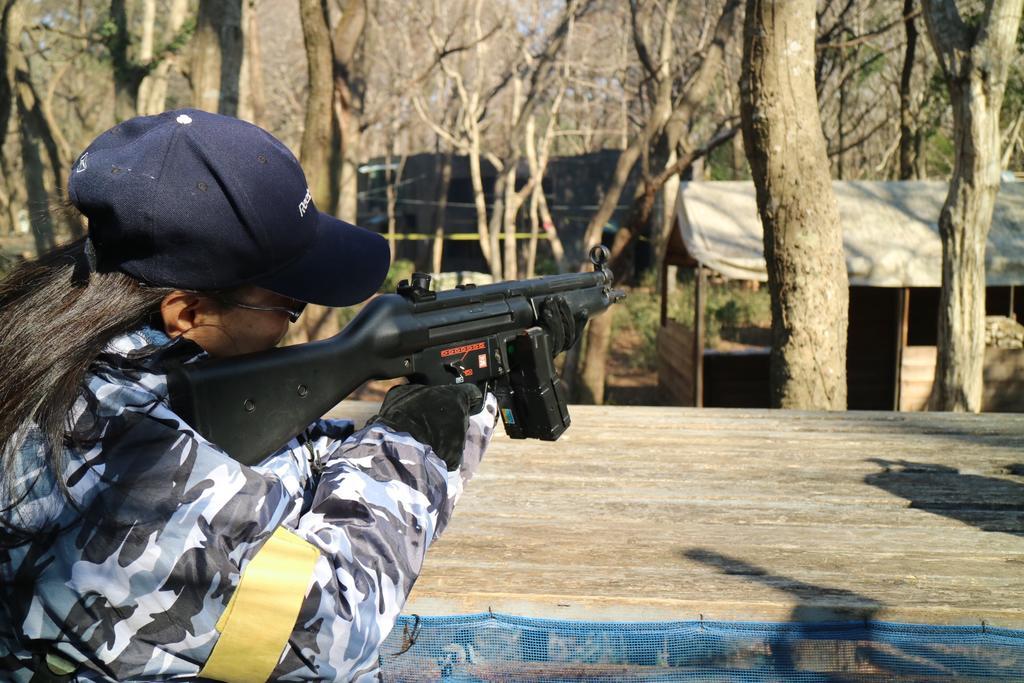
[1010,285,1016,321]
[694,264,706,407]
[660,260,669,327]
[894,288,910,411]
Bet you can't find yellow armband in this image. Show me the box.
[199,527,320,683]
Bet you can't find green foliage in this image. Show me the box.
[97,21,116,40]
[611,287,662,370]
[162,17,197,57]
[706,141,749,181]
[531,255,560,276]
[925,130,955,176]
[380,258,417,294]
[857,48,886,83]
[925,68,951,108]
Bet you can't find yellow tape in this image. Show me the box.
[381,232,551,240]
[199,527,320,683]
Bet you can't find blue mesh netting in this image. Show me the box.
[378,613,1024,681]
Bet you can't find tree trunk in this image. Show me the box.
[137,0,190,115]
[574,0,740,403]
[486,168,507,280]
[235,0,256,122]
[580,0,739,254]
[579,136,644,254]
[245,0,265,125]
[298,0,334,211]
[578,0,677,254]
[0,1,12,144]
[293,0,368,343]
[577,226,632,404]
[191,0,244,116]
[898,0,919,180]
[524,114,544,278]
[658,148,681,281]
[0,0,19,237]
[332,0,366,223]
[620,128,739,282]
[19,126,54,254]
[14,54,55,254]
[294,0,340,344]
[502,165,517,280]
[109,0,144,121]
[526,180,541,278]
[134,0,157,112]
[921,0,1024,411]
[432,148,453,273]
[385,140,406,263]
[536,186,566,273]
[741,0,849,410]
[523,111,568,274]
[334,94,359,222]
[8,0,70,248]
[469,141,497,278]
[650,113,687,286]
[577,308,614,404]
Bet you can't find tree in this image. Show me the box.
[572,0,742,404]
[3,0,72,252]
[298,0,335,215]
[741,0,850,409]
[191,1,244,116]
[1,1,20,235]
[136,0,192,116]
[107,0,195,121]
[293,0,368,343]
[410,0,589,280]
[899,0,922,179]
[332,0,368,224]
[921,0,1024,411]
[411,0,507,278]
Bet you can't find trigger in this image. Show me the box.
[445,361,467,384]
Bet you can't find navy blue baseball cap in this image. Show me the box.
[67,109,390,307]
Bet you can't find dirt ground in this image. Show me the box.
[602,323,661,405]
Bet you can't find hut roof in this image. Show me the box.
[671,180,1024,287]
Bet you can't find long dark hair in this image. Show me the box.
[0,236,174,534]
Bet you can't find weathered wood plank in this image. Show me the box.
[899,345,1024,412]
[984,347,1024,411]
[330,403,1024,627]
[657,321,694,406]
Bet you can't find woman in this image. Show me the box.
[0,110,497,682]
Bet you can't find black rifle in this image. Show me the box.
[167,246,626,465]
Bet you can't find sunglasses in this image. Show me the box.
[211,295,307,323]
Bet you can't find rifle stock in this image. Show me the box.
[167,246,625,464]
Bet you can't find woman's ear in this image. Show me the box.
[160,291,204,338]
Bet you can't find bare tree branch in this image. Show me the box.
[817,8,922,50]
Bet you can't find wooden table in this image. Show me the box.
[333,403,1024,627]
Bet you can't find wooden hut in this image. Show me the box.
[659,180,1024,410]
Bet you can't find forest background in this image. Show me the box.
[1,0,1022,405]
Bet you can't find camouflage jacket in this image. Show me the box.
[0,327,497,681]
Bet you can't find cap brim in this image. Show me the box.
[253,212,391,307]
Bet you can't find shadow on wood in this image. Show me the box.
[864,458,1024,537]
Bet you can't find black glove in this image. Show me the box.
[368,383,483,471]
[539,295,585,356]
